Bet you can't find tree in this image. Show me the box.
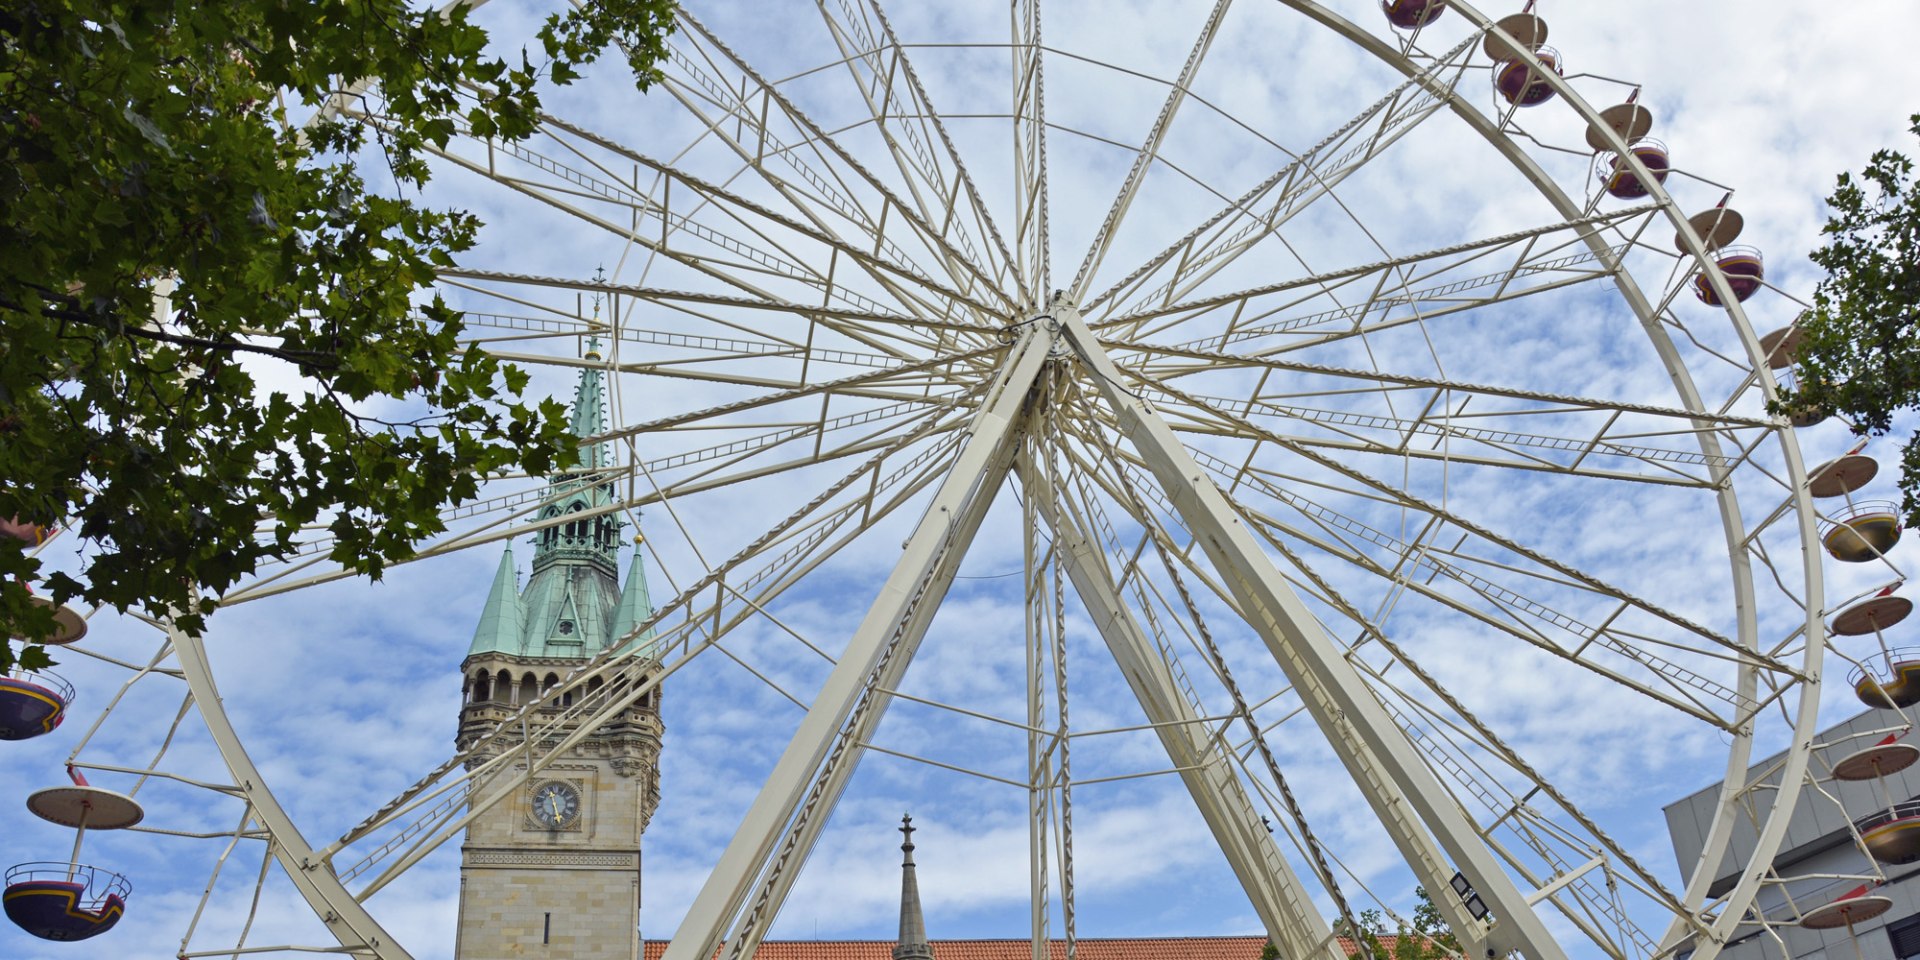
[1331,889,1460,960]
[1780,114,1920,523]
[1406,887,1462,960]
[0,0,676,671]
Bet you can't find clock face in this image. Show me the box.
[530,781,581,830]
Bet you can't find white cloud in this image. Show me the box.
[6,3,1918,960]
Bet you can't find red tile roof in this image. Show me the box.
[644,937,1269,960]
[643,935,1425,960]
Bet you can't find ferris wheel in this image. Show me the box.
[4,1,1898,959]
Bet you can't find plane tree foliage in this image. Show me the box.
[1336,887,1451,956]
[1783,114,1920,522]
[1314,888,1461,960]
[0,0,675,670]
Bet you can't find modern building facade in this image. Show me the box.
[1666,706,1920,960]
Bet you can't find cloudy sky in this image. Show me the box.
[5,3,1920,960]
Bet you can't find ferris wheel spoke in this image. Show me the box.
[1083,32,1478,323]
[649,60,981,330]
[661,327,1053,960]
[1357,648,1699,945]
[811,0,1027,306]
[1042,391,1362,956]
[1201,489,1694,950]
[1152,382,1782,665]
[334,403,981,884]
[530,109,1009,334]
[455,307,909,374]
[1159,381,1759,488]
[1062,416,1756,728]
[242,390,975,599]
[1072,361,1784,727]
[598,343,996,442]
[1185,449,1767,727]
[1159,253,1629,363]
[437,266,987,378]
[1118,343,1770,430]
[1066,0,1232,303]
[1056,306,1569,957]
[339,100,906,328]
[1099,204,1655,344]
[440,268,955,333]
[1011,0,1050,295]
[227,390,974,608]
[672,11,1017,317]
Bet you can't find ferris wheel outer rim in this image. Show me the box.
[1259,1,1825,952]
[142,3,1829,959]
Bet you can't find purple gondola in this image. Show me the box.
[1601,138,1671,199]
[0,669,72,740]
[1694,245,1764,305]
[3,863,129,942]
[1382,0,1446,30]
[1495,46,1561,107]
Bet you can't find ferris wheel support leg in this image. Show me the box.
[660,327,1056,960]
[1023,458,1342,960]
[170,619,415,960]
[709,433,1025,960]
[1057,303,1569,960]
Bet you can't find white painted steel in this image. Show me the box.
[67,3,1833,959]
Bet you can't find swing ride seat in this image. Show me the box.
[1693,246,1765,305]
[1852,653,1920,709]
[1601,139,1671,199]
[1822,503,1903,563]
[1858,801,1920,865]
[3,863,129,942]
[0,672,72,741]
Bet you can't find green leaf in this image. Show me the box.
[122,106,176,156]
[0,0,676,654]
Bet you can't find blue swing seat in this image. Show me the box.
[0,673,71,741]
[3,863,129,942]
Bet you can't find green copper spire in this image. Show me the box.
[570,336,613,472]
[466,352,656,663]
[530,349,623,577]
[467,547,525,657]
[609,538,658,659]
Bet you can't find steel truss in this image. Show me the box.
[36,4,1846,960]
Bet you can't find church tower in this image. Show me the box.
[454,346,663,960]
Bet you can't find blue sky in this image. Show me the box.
[5,3,1920,960]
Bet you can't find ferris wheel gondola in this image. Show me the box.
[3,771,140,942]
